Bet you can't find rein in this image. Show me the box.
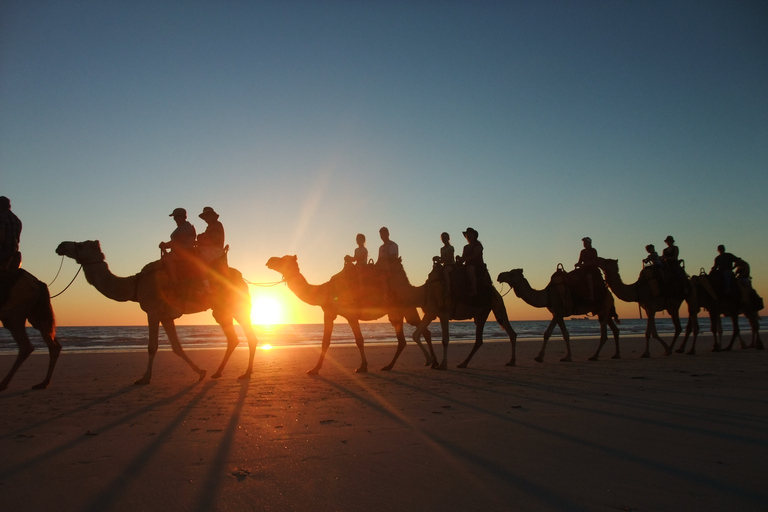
[47,256,65,286]
[50,265,83,299]
[244,277,286,287]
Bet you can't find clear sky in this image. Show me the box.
[2,1,766,326]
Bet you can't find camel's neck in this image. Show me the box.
[511,278,549,308]
[82,261,139,303]
[284,272,327,307]
[603,268,638,302]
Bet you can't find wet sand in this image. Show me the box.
[1,333,766,512]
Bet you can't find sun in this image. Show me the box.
[251,296,285,325]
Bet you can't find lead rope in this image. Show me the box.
[50,265,83,299]
[47,256,65,286]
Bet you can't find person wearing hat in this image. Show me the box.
[661,235,682,283]
[661,236,679,263]
[575,237,599,300]
[159,208,197,283]
[457,227,483,296]
[197,206,225,266]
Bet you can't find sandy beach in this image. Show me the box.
[1,333,766,512]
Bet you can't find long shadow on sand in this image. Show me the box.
[191,378,250,512]
[399,368,768,446]
[79,381,216,512]
[317,375,591,512]
[0,385,137,441]
[367,371,768,507]
[0,382,206,483]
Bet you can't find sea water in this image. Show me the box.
[0,317,764,353]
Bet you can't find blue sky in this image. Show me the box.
[2,1,766,325]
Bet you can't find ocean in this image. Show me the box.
[1,317,764,353]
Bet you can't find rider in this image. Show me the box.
[712,244,738,296]
[376,227,399,270]
[159,208,197,284]
[661,235,684,282]
[0,196,21,271]
[346,233,368,266]
[575,237,599,300]
[0,196,22,307]
[457,227,483,296]
[197,207,225,267]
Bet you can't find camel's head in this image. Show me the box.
[56,240,105,265]
[266,255,299,277]
[497,269,525,286]
[596,257,618,274]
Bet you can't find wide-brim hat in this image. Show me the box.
[199,206,219,220]
[169,207,186,217]
[582,237,592,243]
[664,236,675,243]
[463,227,478,238]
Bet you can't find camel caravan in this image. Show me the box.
[0,200,764,388]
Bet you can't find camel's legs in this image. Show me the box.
[746,315,763,349]
[724,318,743,351]
[499,319,517,367]
[405,309,432,365]
[608,319,621,359]
[308,314,335,375]
[381,316,407,371]
[536,318,559,363]
[136,317,160,385]
[668,311,682,355]
[0,321,34,391]
[211,318,241,379]
[642,313,670,357]
[32,331,61,390]
[348,318,368,373]
[589,321,609,361]
[414,313,439,368]
[558,319,572,362]
[161,318,206,382]
[437,316,450,370]
[236,315,259,379]
[677,312,699,355]
[458,316,487,368]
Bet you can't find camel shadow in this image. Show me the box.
[0,381,206,486]
[190,378,250,512]
[79,381,217,512]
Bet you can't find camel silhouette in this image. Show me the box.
[56,241,258,384]
[674,270,763,354]
[266,255,432,374]
[597,258,675,358]
[413,262,517,370]
[497,268,619,362]
[0,270,60,390]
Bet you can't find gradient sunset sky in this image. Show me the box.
[2,1,766,326]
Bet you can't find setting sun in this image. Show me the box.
[251,296,285,325]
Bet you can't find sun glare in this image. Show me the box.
[251,296,285,326]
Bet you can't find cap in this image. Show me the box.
[169,208,186,217]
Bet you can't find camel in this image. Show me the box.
[0,270,60,390]
[674,270,763,354]
[56,241,258,384]
[265,255,432,375]
[413,262,517,370]
[597,258,677,358]
[497,268,619,362]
